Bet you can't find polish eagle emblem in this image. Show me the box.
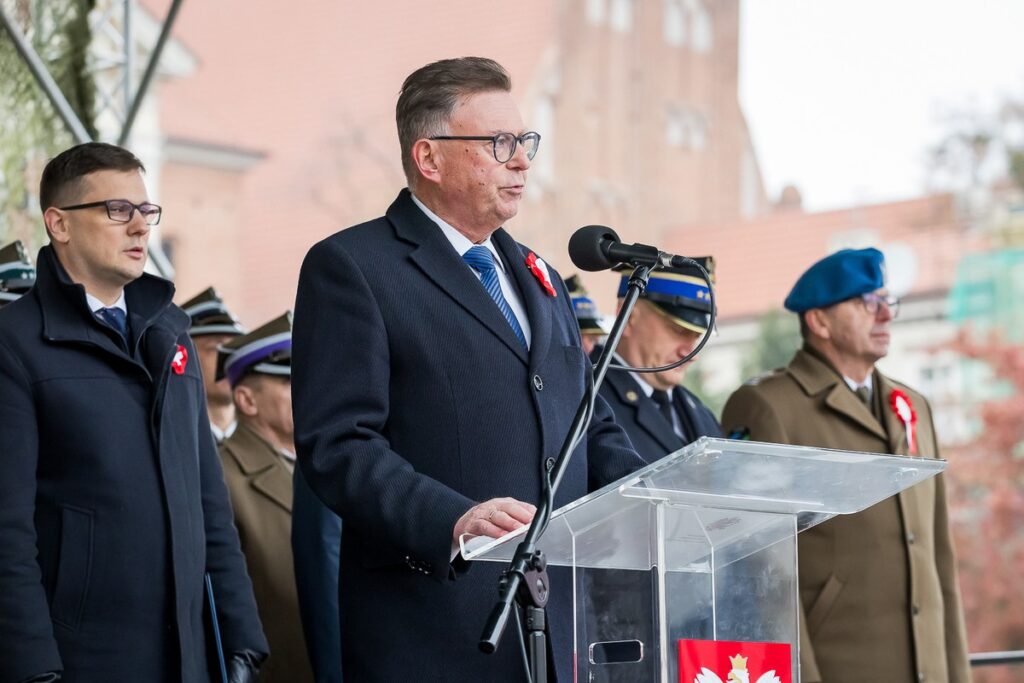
[694,653,782,683]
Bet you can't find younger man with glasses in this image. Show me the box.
[721,248,970,683]
[0,142,267,682]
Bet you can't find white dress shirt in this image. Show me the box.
[844,374,874,401]
[85,291,128,315]
[410,192,532,349]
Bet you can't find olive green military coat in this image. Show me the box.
[220,423,313,682]
[722,348,970,683]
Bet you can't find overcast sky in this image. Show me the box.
[739,0,1024,211]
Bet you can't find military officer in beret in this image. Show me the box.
[566,274,607,354]
[181,287,246,444]
[217,312,314,682]
[0,241,36,307]
[595,259,722,464]
[721,248,970,683]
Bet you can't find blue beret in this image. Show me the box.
[784,248,885,313]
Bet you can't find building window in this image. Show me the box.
[664,0,687,46]
[663,0,712,51]
[609,0,633,32]
[665,106,708,151]
[532,94,556,191]
[691,1,713,53]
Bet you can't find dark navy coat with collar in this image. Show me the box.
[0,246,267,683]
[593,348,722,463]
[293,189,645,682]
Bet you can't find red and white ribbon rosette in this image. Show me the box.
[525,251,557,297]
[889,388,918,455]
[171,344,188,375]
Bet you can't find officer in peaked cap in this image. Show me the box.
[593,258,722,465]
[588,259,724,682]
[181,287,246,444]
[216,312,315,682]
[0,241,36,307]
[721,247,970,683]
[566,274,607,354]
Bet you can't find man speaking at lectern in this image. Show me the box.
[292,57,644,681]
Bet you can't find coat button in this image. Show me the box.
[533,374,544,391]
[907,531,916,544]
[918,673,926,682]
[912,603,920,616]
[544,457,556,471]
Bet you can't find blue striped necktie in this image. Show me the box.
[96,306,128,340]
[462,246,528,350]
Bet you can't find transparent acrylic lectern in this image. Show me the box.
[464,437,945,682]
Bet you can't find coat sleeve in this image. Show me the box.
[0,340,64,682]
[196,368,269,657]
[721,385,824,682]
[291,467,342,683]
[548,271,645,491]
[292,239,476,582]
[924,408,971,683]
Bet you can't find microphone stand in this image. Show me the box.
[479,262,656,682]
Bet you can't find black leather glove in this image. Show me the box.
[226,649,265,683]
[19,674,60,683]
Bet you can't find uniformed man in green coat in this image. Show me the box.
[218,312,314,682]
[721,248,970,683]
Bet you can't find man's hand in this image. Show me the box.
[453,497,536,545]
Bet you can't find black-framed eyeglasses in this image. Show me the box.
[857,292,900,317]
[429,131,541,163]
[59,199,162,226]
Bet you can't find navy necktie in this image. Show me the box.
[462,246,528,350]
[651,389,676,430]
[96,306,128,340]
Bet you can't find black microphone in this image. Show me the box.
[568,225,691,272]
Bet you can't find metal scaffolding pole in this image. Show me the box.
[119,0,185,146]
[0,4,92,144]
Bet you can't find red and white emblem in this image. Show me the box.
[679,639,790,683]
[525,251,557,297]
[171,344,188,375]
[889,388,918,455]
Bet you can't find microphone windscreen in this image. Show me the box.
[568,225,621,272]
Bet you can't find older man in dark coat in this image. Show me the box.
[0,143,267,683]
[293,57,644,682]
[594,260,722,463]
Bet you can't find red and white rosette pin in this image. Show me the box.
[889,388,918,455]
[171,344,188,375]
[525,251,557,297]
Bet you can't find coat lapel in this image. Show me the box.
[389,191,529,364]
[875,372,911,456]
[35,245,178,377]
[605,368,682,454]
[223,425,293,513]
[493,228,552,371]
[789,349,888,443]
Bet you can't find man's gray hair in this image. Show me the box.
[396,57,512,184]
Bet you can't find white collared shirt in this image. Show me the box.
[211,420,238,444]
[410,192,532,349]
[85,291,128,315]
[844,374,874,398]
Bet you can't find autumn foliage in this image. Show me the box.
[943,330,1024,682]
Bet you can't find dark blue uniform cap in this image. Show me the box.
[616,257,715,333]
[784,247,885,313]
